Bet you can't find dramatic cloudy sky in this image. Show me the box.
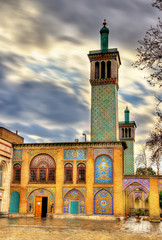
[0,0,161,154]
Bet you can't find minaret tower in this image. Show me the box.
[119,107,137,175]
[88,20,121,141]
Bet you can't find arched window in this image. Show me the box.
[0,165,3,187]
[95,62,99,79]
[129,128,131,138]
[64,163,73,183]
[77,163,86,183]
[29,154,56,183]
[13,163,21,183]
[125,128,128,138]
[122,128,124,138]
[101,61,105,79]
[107,61,111,78]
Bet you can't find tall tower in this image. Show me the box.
[119,107,136,175]
[88,20,121,141]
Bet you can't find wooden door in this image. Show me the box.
[35,196,42,217]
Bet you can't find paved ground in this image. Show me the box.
[0,217,162,240]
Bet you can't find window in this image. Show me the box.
[107,61,111,78]
[77,163,86,183]
[129,128,131,138]
[125,128,128,138]
[39,169,46,181]
[122,128,124,138]
[29,154,56,183]
[48,169,55,181]
[95,62,99,79]
[64,163,73,183]
[13,164,21,183]
[0,165,3,187]
[101,61,105,78]
[30,169,37,182]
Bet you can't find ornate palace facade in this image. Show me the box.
[0,21,161,220]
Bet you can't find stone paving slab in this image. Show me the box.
[0,217,162,240]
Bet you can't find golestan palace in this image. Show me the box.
[0,20,161,221]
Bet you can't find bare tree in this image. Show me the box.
[146,117,162,175]
[134,0,162,88]
[134,0,162,175]
[135,145,150,175]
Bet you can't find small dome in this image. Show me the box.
[124,106,129,113]
[100,19,109,34]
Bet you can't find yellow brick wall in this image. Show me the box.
[0,128,24,144]
[149,178,160,220]
[113,148,124,216]
[12,144,126,217]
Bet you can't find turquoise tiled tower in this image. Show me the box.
[88,20,121,141]
[119,107,136,175]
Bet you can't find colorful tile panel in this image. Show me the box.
[159,179,162,191]
[134,192,142,200]
[144,193,148,200]
[94,149,113,160]
[13,150,22,160]
[64,149,87,160]
[91,84,117,141]
[124,140,134,175]
[94,189,113,215]
[123,179,149,191]
[95,155,113,184]
[63,188,86,198]
[63,189,85,214]
[127,185,149,194]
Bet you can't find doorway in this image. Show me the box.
[35,196,48,218]
[42,197,48,218]
[70,201,79,214]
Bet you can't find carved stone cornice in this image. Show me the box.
[88,53,118,61]
[13,141,127,150]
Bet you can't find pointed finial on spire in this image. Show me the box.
[103,19,107,26]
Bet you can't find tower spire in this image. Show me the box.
[100,19,109,51]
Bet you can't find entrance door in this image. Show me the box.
[70,201,79,214]
[42,197,48,218]
[35,196,42,217]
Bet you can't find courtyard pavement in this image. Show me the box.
[0,217,162,240]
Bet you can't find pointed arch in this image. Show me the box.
[63,189,85,214]
[94,189,113,215]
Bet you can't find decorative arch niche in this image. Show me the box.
[29,154,56,183]
[94,189,113,215]
[63,189,85,214]
[95,155,113,184]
